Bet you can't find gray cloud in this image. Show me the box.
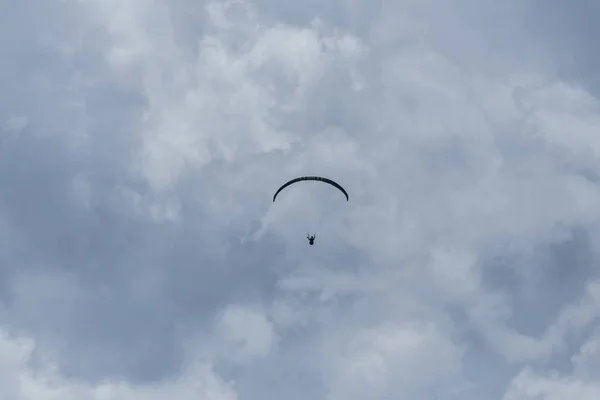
[1,0,600,398]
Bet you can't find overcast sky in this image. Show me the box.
[2,0,600,399]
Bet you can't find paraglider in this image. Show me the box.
[273,176,348,245]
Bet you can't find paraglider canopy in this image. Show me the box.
[272,176,349,202]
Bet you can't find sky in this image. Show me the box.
[1,0,600,399]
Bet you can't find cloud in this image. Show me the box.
[503,330,600,400]
[322,321,467,400]
[0,330,237,400]
[214,303,278,363]
[2,0,600,399]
